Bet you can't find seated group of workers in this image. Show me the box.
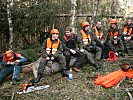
[0,18,133,85]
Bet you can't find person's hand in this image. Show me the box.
[51,57,54,60]
[7,61,10,65]
[113,36,117,39]
[14,60,20,65]
[70,49,76,54]
[46,57,50,60]
[114,40,117,44]
[80,49,84,52]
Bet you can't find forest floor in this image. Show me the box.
[0,53,133,100]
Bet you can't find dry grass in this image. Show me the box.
[0,56,133,100]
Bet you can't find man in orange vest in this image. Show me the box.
[1,50,27,85]
[93,21,105,59]
[107,18,125,57]
[121,18,133,54]
[78,21,102,70]
[33,29,67,83]
[62,27,86,72]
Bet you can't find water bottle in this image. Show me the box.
[68,68,73,80]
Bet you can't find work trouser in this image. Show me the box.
[38,54,66,74]
[63,49,86,69]
[84,50,95,65]
[0,65,21,83]
[85,45,102,60]
[95,40,105,59]
[123,40,130,54]
[110,38,124,53]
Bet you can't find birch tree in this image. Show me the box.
[92,0,100,26]
[7,0,13,49]
[70,0,77,32]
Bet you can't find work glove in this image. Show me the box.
[123,32,127,35]
[8,62,15,65]
[80,49,84,52]
[46,57,50,60]
[51,57,54,60]
[70,49,76,54]
[14,60,20,65]
[113,36,117,39]
[114,40,117,44]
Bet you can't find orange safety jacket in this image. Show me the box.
[3,53,21,62]
[123,26,132,36]
[81,30,91,45]
[46,38,60,54]
[94,70,133,88]
[110,31,119,37]
[94,27,103,39]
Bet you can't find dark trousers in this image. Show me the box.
[63,50,86,69]
[38,54,66,74]
[86,45,102,60]
[96,41,105,59]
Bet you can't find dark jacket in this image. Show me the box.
[61,34,83,51]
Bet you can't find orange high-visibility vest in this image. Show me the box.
[46,38,60,54]
[123,26,132,36]
[110,31,119,37]
[81,30,91,45]
[94,27,103,39]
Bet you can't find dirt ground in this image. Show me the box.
[0,55,133,100]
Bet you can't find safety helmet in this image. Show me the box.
[50,29,59,35]
[110,19,117,24]
[82,22,90,28]
[120,63,130,71]
[5,50,14,60]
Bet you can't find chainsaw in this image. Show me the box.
[17,81,50,94]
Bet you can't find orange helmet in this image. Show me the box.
[50,29,59,34]
[82,22,90,28]
[110,19,117,24]
[5,50,14,60]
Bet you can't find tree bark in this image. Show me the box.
[7,0,13,49]
[70,0,77,31]
[92,0,100,26]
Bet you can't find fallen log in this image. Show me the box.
[4,56,77,80]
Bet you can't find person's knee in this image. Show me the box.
[58,54,65,60]
[96,47,102,52]
[63,51,71,56]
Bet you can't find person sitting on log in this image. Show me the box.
[121,18,133,55]
[0,50,27,85]
[33,29,67,83]
[92,21,105,59]
[107,18,125,57]
[78,22,102,70]
[62,27,86,72]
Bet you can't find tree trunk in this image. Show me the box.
[7,0,13,49]
[70,0,77,32]
[92,0,100,26]
[111,0,117,17]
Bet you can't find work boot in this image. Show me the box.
[120,51,125,57]
[12,78,17,85]
[93,63,100,71]
[72,67,80,72]
[33,73,43,83]
[61,70,69,77]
